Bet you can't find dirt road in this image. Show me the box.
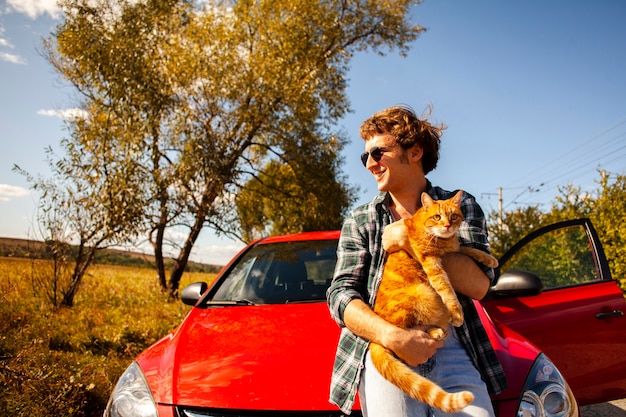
[580,398,626,416]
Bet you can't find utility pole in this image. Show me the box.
[481,187,504,229]
[498,186,503,230]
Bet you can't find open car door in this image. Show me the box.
[481,218,626,406]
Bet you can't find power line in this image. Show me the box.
[488,115,626,211]
[506,115,626,191]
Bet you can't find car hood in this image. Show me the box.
[137,302,342,411]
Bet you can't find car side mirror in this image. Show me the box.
[181,281,208,306]
[485,270,544,300]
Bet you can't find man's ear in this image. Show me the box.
[410,145,423,163]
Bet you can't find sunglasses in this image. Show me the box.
[360,146,393,167]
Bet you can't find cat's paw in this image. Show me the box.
[428,327,447,341]
[382,220,410,253]
[483,254,498,268]
[459,247,499,268]
[450,310,464,327]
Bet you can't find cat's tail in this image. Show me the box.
[369,342,474,413]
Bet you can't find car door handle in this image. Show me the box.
[595,310,624,320]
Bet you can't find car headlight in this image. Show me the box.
[517,354,578,417]
[104,362,158,417]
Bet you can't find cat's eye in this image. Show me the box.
[433,214,441,220]
[451,214,459,221]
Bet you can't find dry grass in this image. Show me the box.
[0,257,214,417]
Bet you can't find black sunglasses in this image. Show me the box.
[361,146,392,167]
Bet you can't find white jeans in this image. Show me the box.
[358,327,496,417]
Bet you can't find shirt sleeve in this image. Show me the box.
[326,214,371,328]
[458,191,496,283]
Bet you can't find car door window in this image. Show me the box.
[499,224,601,290]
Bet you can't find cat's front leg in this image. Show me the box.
[421,256,464,327]
[382,220,418,258]
[459,246,498,268]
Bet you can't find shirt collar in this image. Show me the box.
[375,178,433,213]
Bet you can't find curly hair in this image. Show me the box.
[359,105,445,174]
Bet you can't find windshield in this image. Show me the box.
[206,239,338,304]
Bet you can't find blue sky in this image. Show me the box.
[1,0,625,265]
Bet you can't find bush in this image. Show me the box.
[0,257,213,416]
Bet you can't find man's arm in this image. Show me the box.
[442,252,490,300]
[343,298,444,366]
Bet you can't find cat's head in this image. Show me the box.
[420,190,464,238]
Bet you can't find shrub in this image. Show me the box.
[0,257,213,416]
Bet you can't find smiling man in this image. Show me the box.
[326,105,507,417]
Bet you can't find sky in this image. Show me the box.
[1,0,625,266]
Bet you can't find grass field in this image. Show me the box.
[0,256,215,417]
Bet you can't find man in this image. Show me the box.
[326,105,506,416]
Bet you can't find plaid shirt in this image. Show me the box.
[326,183,507,414]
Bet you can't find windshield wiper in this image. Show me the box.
[205,299,257,306]
[285,298,326,304]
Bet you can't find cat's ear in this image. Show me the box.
[453,190,463,204]
[421,192,434,208]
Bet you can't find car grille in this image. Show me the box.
[178,408,361,417]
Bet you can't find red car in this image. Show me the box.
[104,218,626,417]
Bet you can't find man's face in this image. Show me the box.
[362,134,421,194]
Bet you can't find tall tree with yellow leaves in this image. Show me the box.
[39,0,427,298]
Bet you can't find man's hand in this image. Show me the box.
[383,325,445,367]
[344,300,443,366]
[382,220,417,258]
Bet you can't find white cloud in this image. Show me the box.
[0,24,24,64]
[5,0,60,19]
[0,184,30,202]
[37,108,88,121]
[0,51,26,64]
[192,243,244,266]
[122,229,244,266]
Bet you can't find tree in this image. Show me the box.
[43,0,426,298]
[44,0,193,292]
[17,169,74,308]
[571,171,626,289]
[487,205,547,258]
[488,170,626,291]
[488,182,597,258]
[545,183,594,223]
[14,126,145,306]
[235,132,356,242]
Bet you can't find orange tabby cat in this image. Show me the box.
[369,190,498,413]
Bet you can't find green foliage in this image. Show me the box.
[501,226,598,288]
[236,134,357,242]
[488,170,626,292]
[488,205,548,258]
[587,172,626,291]
[40,0,425,298]
[13,134,147,306]
[0,257,210,417]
